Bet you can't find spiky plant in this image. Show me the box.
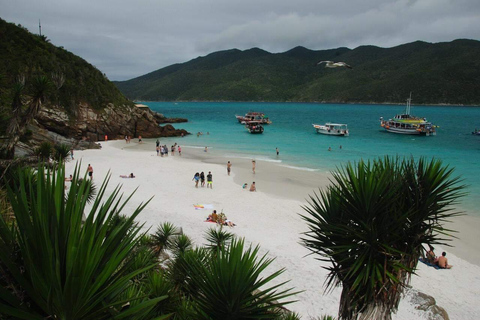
[179,238,299,319]
[52,143,71,163]
[0,163,165,319]
[151,222,179,256]
[301,156,465,320]
[33,141,53,161]
[171,234,193,256]
[204,226,234,253]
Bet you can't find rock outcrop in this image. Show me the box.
[35,103,188,143]
[408,288,450,320]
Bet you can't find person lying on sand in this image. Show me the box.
[120,173,135,178]
[65,174,73,182]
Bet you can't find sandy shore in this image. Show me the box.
[65,140,480,319]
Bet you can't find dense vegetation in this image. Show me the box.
[115,40,480,105]
[0,163,299,319]
[0,18,133,133]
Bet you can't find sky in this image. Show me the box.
[2,0,480,81]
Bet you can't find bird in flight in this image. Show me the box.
[317,61,353,69]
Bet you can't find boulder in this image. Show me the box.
[408,289,450,320]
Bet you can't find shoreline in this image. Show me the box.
[136,100,480,107]
[66,140,480,319]
[120,138,480,266]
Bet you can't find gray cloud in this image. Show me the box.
[2,0,479,80]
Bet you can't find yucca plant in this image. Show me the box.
[151,222,179,256]
[204,226,234,253]
[143,270,180,318]
[0,163,165,319]
[33,141,53,161]
[166,247,210,296]
[179,238,299,320]
[301,156,465,320]
[171,234,193,256]
[52,143,71,163]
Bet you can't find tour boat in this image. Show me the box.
[380,94,436,136]
[246,122,264,134]
[235,112,271,124]
[312,123,349,136]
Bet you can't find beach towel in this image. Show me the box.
[419,258,441,269]
[193,204,214,210]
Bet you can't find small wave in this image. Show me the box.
[223,154,282,163]
[279,164,319,172]
[183,145,212,149]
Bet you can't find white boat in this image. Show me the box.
[380,94,436,136]
[312,123,349,136]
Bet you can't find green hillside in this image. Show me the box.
[115,40,480,105]
[0,18,133,119]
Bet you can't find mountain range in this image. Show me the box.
[114,39,480,105]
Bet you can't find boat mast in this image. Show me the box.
[406,92,412,115]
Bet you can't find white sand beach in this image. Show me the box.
[65,140,480,319]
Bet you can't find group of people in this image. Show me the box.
[426,245,453,269]
[156,140,181,157]
[206,210,235,227]
[242,182,256,191]
[192,171,213,188]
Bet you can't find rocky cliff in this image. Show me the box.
[35,103,188,143]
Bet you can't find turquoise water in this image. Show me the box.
[144,101,480,215]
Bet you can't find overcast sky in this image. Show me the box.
[2,0,480,81]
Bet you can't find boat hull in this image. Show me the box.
[315,129,348,136]
[380,119,436,136]
[312,124,349,136]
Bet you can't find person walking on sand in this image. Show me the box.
[200,172,205,187]
[70,148,74,160]
[227,161,232,176]
[192,172,200,188]
[87,164,93,180]
[252,160,256,174]
[249,181,256,192]
[207,171,213,189]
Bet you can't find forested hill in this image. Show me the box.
[114,40,480,105]
[0,18,132,112]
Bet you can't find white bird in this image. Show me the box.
[317,60,353,69]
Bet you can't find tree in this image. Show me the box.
[301,156,465,320]
[3,75,53,160]
[0,164,165,319]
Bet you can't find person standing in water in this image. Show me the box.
[227,161,232,176]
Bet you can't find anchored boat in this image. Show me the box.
[312,123,349,136]
[380,94,436,136]
[246,121,264,134]
[235,111,271,124]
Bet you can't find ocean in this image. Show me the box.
[143,101,480,215]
